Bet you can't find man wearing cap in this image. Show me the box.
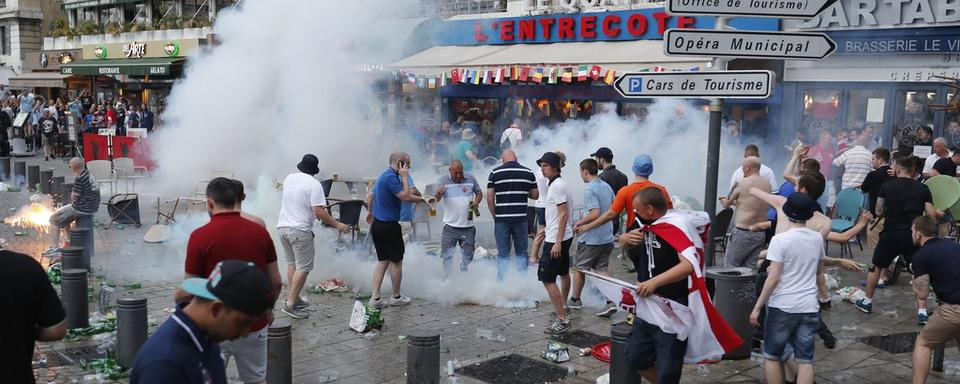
[133,260,274,384]
[576,154,672,236]
[454,129,479,172]
[751,193,825,384]
[720,156,771,268]
[591,147,627,234]
[369,152,437,308]
[276,154,351,319]
[176,178,281,384]
[486,149,538,280]
[534,151,575,335]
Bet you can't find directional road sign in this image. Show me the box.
[613,70,774,99]
[664,29,836,60]
[666,0,838,18]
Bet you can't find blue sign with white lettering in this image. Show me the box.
[628,77,645,93]
[424,8,779,46]
[829,26,960,54]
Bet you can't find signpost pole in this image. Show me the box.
[704,17,728,267]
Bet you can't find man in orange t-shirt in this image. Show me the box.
[575,154,672,234]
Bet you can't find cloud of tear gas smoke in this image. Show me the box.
[146,0,423,196]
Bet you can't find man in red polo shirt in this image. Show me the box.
[175,177,281,384]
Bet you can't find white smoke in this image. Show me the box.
[131,0,783,305]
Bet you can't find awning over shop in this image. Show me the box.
[9,72,71,88]
[60,58,185,76]
[391,40,709,75]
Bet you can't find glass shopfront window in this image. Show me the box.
[893,89,937,149]
[801,89,840,145]
[725,103,768,139]
[846,90,887,149]
[945,92,960,147]
[448,98,503,160]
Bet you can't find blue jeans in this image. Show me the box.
[495,221,528,280]
[763,307,819,364]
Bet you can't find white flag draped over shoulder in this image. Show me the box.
[586,209,742,364]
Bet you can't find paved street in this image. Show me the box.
[2,155,960,383]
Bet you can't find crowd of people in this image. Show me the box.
[9,124,960,383]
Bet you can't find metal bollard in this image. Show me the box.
[27,164,39,191]
[52,176,65,202]
[610,323,639,384]
[933,344,945,372]
[61,269,89,329]
[267,319,292,384]
[0,156,9,181]
[61,246,85,270]
[69,227,92,271]
[13,160,25,186]
[406,329,440,384]
[117,296,148,369]
[40,168,53,194]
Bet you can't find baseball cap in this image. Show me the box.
[782,192,817,222]
[632,154,653,177]
[590,147,613,161]
[537,152,562,169]
[182,260,273,317]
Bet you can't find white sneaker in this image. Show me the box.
[368,297,387,309]
[389,294,412,306]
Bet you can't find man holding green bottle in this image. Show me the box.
[435,159,483,275]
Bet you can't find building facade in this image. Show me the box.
[0,0,61,84]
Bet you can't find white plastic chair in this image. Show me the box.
[112,157,147,193]
[86,160,116,195]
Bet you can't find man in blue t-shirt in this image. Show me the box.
[367,152,435,309]
[571,159,617,317]
[132,261,272,384]
[910,215,960,383]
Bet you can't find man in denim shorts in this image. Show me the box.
[751,193,825,384]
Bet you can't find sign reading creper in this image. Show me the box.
[614,70,774,98]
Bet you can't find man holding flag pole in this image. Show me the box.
[584,187,741,383]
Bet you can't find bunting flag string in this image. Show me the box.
[397,63,703,89]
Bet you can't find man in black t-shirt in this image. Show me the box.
[856,160,942,318]
[591,147,628,234]
[621,188,693,384]
[0,251,67,383]
[910,215,960,383]
[930,149,960,178]
[860,148,893,252]
[38,110,58,161]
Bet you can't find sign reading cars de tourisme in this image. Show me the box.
[613,71,774,99]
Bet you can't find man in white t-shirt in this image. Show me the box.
[276,154,350,319]
[533,152,575,335]
[532,151,565,268]
[750,193,825,384]
[433,160,483,275]
[729,144,776,194]
[922,137,953,179]
[500,121,522,150]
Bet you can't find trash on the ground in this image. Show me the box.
[841,324,858,331]
[881,309,899,318]
[595,373,610,384]
[162,307,175,313]
[447,360,456,376]
[567,365,577,377]
[348,300,383,332]
[397,335,406,341]
[857,262,872,273]
[697,365,710,376]
[363,329,380,339]
[47,262,61,284]
[451,321,460,325]
[81,357,128,380]
[314,278,349,293]
[578,347,592,357]
[476,328,505,342]
[542,342,570,363]
[317,371,339,383]
[66,315,117,341]
[836,286,866,303]
[528,323,535,328]
[123,282,142,290]
[14,231,26,236]
[824,273,839,290]
[882,290,893,298]
[474,246,492,258]
[98,283,115,315]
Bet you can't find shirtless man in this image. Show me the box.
[720,157,771,268]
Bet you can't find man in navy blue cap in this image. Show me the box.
[132,260,273,384]
[751,193,824,384]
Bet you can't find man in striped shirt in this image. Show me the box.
[46,157,100,255]
[832,129,873,190]
[486,149,539,280]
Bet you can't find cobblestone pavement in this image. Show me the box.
[2,154,960,383]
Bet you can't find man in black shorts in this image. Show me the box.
[856,158,942,325]
[368,152,435,309]
[533,152,574,335]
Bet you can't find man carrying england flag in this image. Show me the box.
[617,187,741,383]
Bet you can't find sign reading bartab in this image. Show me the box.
[614,70,774,98]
